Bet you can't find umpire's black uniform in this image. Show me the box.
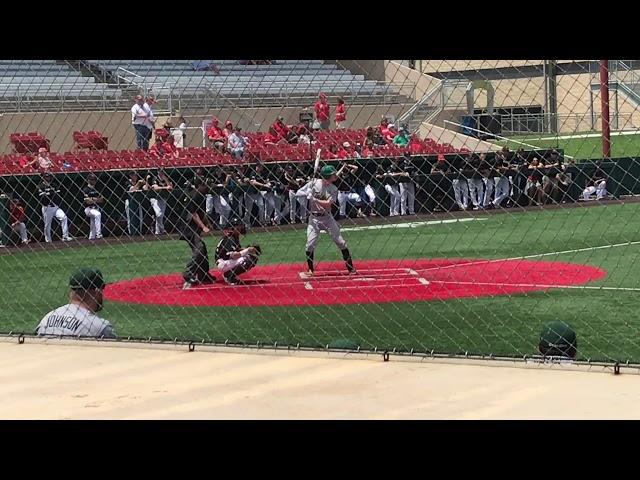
[179,181,213,286]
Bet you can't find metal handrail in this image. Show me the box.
[397,82,443,126]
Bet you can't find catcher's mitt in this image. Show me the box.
[250,244,262,255]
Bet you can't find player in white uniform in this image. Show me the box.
[35,268,116,338]
[296,165,356,277]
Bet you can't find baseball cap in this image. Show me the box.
[69,268,106,291]
[87,173,97,181]
[343,142,350,148]
[224,217,247,234]
[321,165,337,179]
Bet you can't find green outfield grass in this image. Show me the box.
[495,131,640,160]
[3,203,640,362]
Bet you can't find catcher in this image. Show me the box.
[215,217,261,285]
[295,165,356,277]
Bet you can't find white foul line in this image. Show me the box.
[407,268,430,286]
[428,279,640,293]
[419,240,640,274]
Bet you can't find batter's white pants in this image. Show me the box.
[468,178,484,208]
[244,192,265,225]
[289,189,308,222]
[84,207,102,239]
[385,184,401,216]
[12,222,28,243]
[338,191,363,216]
[482,177,495,207]
[583,180,607,201]
[493,176,510,207]
[42,205,69,243]
[452,179,468,210]
[149,198,166,235]
[399,182,415,215]
[262,191,277,224]
[124,199,143,236]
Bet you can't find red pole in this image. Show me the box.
[600,60,611,158]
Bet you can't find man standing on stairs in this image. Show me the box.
[131,95,151,151]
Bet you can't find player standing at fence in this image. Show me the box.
[378,159,403,216]
[480,153,496,210]
[296,165,356,277]
[9,197,29,245]
[467,153,484,211]
[399,154,417,215]
[148,169,173,235]
[124,171,144,235]
[83,173,104,240]
[180,177,215,289]
[207,167,232,228]
[492,149,511,208]
[336,162,364,219]
[38,172,72,243]
[452,155,470,211]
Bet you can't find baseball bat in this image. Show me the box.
[313,148,321,178]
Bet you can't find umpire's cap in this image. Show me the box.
[538,320,577,358]
[224,217,247,234]
[321,165,337,179]
[69,268,106,291]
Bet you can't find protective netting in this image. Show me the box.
[1,59,640,364]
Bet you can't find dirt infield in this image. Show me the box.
[105,259,606,307]
[1,341,639,419]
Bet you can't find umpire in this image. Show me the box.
[180,177,215,289]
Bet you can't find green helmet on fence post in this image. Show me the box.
[538,320,577,358]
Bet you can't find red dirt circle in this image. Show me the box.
[104,258,607,307]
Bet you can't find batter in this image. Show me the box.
[295,165,356,277]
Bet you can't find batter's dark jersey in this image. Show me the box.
[179,190,207,238]
[215,235,241,262]
[38,182,61,207]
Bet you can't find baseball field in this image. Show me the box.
[3,201,640,363]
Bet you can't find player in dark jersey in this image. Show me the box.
[38,172,72,243]
[83,173,104,240]
[180,178,215,289]
[215,217,260,285]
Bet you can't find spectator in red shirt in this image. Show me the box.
[313,93,330,130]
[381,122,398,144]
[9,197,29,245]
[335,98,346,129]
[207,118,226,151]
[336,142,350,159]
[264,127,282,145]
[272,116,296,143]
[150,137,178,157]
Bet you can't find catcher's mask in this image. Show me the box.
[224,217,247,235]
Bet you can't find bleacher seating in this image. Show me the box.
[0,129,466,176]
[0,60,115,112]
[89,60,403,105]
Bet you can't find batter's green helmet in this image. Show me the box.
[538,320,577,358]
[320,165,337,179]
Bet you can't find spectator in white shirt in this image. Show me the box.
[143,95,156,146]
[26,147,53,171]
[131,95,150,150]
[228,126,249,159]
[171,115,187,148]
